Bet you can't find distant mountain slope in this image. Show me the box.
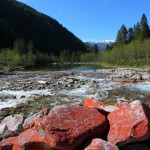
[85,40,114,51]
[0,0,86,55]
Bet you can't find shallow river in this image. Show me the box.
[0,65,150,118]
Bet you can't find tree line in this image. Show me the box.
[0,38,86,70]
[101,14,150,67]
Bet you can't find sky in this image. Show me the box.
[17,0,150,42]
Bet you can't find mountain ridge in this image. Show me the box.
[85,40,114,51]
[0,0,87,55]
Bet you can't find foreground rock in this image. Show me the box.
[108,100,150,146]
[84,98,106,108]
[0,128,50,150]
[0,114,24,133]
[1,100,150,150]
[84,138,119,150]
[35,105,108,150]
[84,98,119,112]
[23,111,44,130]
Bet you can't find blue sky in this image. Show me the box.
[17,0,150,42]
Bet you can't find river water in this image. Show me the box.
[0,65,150,118]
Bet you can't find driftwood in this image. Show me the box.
[112,79,150,84]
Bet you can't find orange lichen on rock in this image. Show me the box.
[36,105,108,150]
[0,128,50,150]
[108,100,150,147]
[112,79,150,84]
[84,138,119,150]
[84,98,106,108]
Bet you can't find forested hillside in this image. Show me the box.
[0,0,87,68]
[80,14,150,67]
[101,14,150,67]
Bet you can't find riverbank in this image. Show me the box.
[0,68,150,120]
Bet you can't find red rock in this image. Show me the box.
[36,105,108,150]
[0,128,50,150]
[0,137,16,150]
[30,116,47,128]
[84,98,106,108]
[84,138,119,150]
[41,108,50,115]
[112,79,150,84]
[13,128,48,150]
[116,101,129,109]
[108,100,150,146]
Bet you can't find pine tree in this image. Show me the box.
[93,44,99,53]
[133,22,142,40]
[140,13,150,40]
[116,25,128,45]
[121,25,128,44]
[105,44,111,51]
[116,30,122,45]
[127,27,134,43]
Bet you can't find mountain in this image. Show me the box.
[85,40,114,51]
[0,0,86,55]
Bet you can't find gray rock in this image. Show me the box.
[103,105,119,112]
[0,114,24,133]
[137,74,143,80]
[3,131,19,139]
[0,124,8,135]
[23,111,43,130]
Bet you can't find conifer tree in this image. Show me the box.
[127,27,134,43]
[116,25,128,45]
[93,44,99,53]
[133,22,141,40]
[140,13,150,40]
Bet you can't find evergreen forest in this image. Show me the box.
[99,14,150,67]
[0,0,150,69]
[0,0,86,69]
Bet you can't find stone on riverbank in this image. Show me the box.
[1,100,150,150]
[35,105,108,150]
[84,98,106,108]
[108,100,150,147]
[23,111,43,130]
[84,138,119,150]
[0,114,24,133]
[0,128,48,150]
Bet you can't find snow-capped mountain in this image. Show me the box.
[85,40,114,51]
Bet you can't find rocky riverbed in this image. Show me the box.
[0,68,150,119]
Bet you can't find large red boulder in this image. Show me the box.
[108,100,150,146]
[84,98,106,108]
[84,138,119,150]
[0,128,50,150]
[35,105,108,150]
[13,128,46,150]
[0,137,16,150]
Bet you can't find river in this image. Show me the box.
[0,65,150,119]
